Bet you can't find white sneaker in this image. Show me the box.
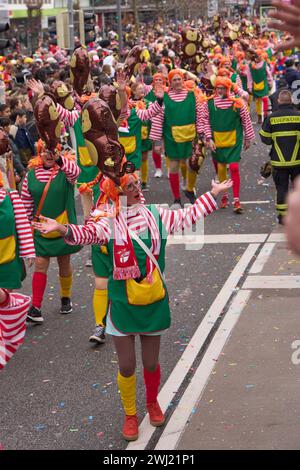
[154,169,162,178]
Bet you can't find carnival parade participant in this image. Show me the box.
[118,81,165,175]
[0,168,35,290]
[142,72,168,178]
[217,56,249,101]
[124,81,153,191]
[202,76,255,213]
[150,69,203,205]
[21,140,81,324]
[247,49,273,123]
[260,89,300,224]
[33,170,232,441]
[0,288,31,370]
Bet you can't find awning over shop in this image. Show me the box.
[10,8,66,19]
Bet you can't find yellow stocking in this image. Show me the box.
[217,163,227,183]
[141,159,149,184]
[187,168,197,192]
[117,372,137,416]
[180,160,187,181]
[93,288,108,326]
[59,274,72,298]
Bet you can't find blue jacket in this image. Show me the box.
[14,126,35,155]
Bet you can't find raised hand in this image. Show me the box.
[26,78,44,95]
[210,179,233,198]
[116,69,128,91]
[269,0,300,50]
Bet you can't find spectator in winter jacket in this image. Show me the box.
[284,59,300,89]
[0,117,27,184]
[10,109,35,167]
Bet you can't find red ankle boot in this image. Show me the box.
[147,401,165,427]
[122,414,139,441]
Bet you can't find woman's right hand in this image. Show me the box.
[33,216,67,236]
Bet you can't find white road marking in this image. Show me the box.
[249,243,276,274]
[127,244,259,451]
[267,233,286,243]
[167,234,268,246]
[240,200,270,204]
[243,275,300,289]
[155,289,252,450]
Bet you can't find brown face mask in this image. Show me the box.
[0,127,10,154]
[81,98,135,184]
[70,46,91,96]
[34,94,63,151]
[189,138,206,174]
[123,45,144,78]
[98,84,122,122]
[50,80,75,110]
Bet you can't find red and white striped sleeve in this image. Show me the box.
[65,217,112,246]
[234,76,249,101]
[201,102,213,140]
[246,64,253,91]
[20,174,35,222]
[196,101,204,135]
[149,106,164,141]
[266,63,274,87]
[59,156,81,184]
[144,84,153,96]
[56,103,80,128]
[240,104,255,141]
[157,192,218,234]
[136,101,163,122]
[10,191,35,258]
[0,290,31,370]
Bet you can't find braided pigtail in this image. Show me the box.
[78,171,103,194]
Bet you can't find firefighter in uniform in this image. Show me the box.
[260,89,300,224]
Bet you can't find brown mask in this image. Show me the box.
[189,138,206,174]
[181,28,202,60]
[70,46,91,96]
[0,127,10,155]
[98,84,122,122]
[81,97,134,184]
[34,94,63,151]
[50,80,75,110]
[123,45,144,78]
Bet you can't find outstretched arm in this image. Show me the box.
[33,215,112,246]
[158,180,233,234]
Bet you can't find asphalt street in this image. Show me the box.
[0,122,278,450]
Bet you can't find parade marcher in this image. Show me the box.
[126,81,152,191]
[260,89,300,224]
[150,69,203,205]
[33,171,232,441]
[142,72,168,178]
[118,80,165,175]
[21,139,81,324]
[247,49,273,123]
[0,167,35,290]
[0,288,31,370]
[202,76,255,213]
[217,56,249,101]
